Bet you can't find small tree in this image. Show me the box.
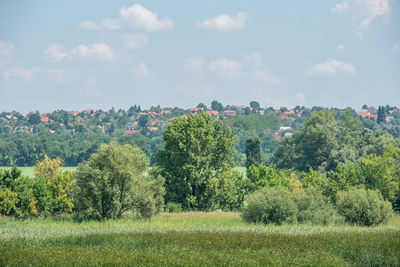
[74,142,163,220]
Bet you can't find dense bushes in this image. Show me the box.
[242,187,296,225]
[336,187,393,226]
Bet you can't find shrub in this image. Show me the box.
[293,188,337,225]
[0,188,18,216]
[336,187,393,226]
[165,202,182,213]
[242,187,296,225]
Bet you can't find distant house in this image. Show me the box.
[272,133,281,141]
[389,108,400,114]
[223,110,236,116]
[125,129,140,134]
[368,114,378,121]
[152,120,162,126]
[147,127,158,131]
[206,110,219,116]
[40,116,50,123]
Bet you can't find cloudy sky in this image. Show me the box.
[0,0,399,113]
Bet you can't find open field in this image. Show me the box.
[0,166,77,177]
[1,212,399,266]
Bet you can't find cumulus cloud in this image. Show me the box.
[102,18,120,30]
[198,12,248,32]
[120,4,173,31]
[45,43,116,62]
[123,33,148,49]
[332,2,348,12]
[308,58,356,76]
[78,21,101,31]
[331,0,389,29]
[208,58,244,79]
[133,62,149,77]
[184,57,205,73]
[3,67,38,81]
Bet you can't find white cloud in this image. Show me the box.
[208,58,244,79]
[3,67,38,81]
[45,43,116,62]
[123,33,148,49]
[296,92,307,102]
[308,58,356,76]
[78,21,101,31]
[184,57,205,73]
[0,40,15,65]
[133,62,149,77]
[331,0,389,29]
[102,18,120,30]
[253,70,281,84]
[331,2,348,12]
[336,44,345,52]
[48,69,68,83]
[120,4,173,32]
[198,12,248,32]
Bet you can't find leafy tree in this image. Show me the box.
[196,103,207,110]
[156,113,236,210]
[138,115,149,128]
[249,101,260,110]
[28,112,41,125]
[74,142,162,220]
[211,100,224,112]
[245,137,262,168]
[34,155,74,214]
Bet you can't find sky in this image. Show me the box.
[0,0,399,113]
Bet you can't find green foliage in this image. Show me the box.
[242,187,297,225]
[247,165,290,191]
[0,188,18,215]
[336,187,393,226]
[245,137,262,168]
[34,156,74,215]
[74,142,162,220]
[210,171,248,211]
[165,202,182,213]
[293,188,337,225]
[156,113,236,210]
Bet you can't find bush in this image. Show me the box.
[165,202,182,213]
[293,188,337,225]
[336,187,393,226]
[242,187,296,225]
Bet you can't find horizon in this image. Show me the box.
[1,1,399,113]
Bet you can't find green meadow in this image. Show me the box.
[0,166,77,177]
[1,212,399,266]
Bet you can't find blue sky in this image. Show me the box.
[0,0,399,113]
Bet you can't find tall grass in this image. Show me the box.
[1,212,399,266]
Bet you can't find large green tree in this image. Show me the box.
[74,142,164,220]
[156,113,236,210]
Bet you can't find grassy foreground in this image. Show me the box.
[1,212,400,266]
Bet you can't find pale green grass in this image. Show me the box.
[0,166,77,177]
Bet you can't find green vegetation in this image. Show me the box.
[0,167,77,177]
[1,212,400,266]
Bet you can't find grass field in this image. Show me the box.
[1,212,399,266]
[0,166,77,177]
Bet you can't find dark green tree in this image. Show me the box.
[250,101,260,111]
[156,113,236,210]
[245,137,262,169]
